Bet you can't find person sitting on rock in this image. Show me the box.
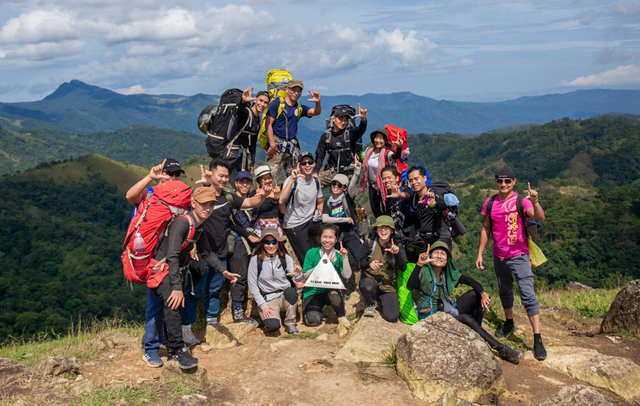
[407,241,523,364]
[252,165,284,238]
[302,224,352,328]
[357,215,408,322]
[247,227,302,334]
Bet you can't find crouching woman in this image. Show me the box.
[407,241,523,364]
[247,227,302,335]
[357,215,407,322]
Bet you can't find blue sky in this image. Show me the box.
[0,0,638,102]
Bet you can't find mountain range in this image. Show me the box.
[2,80,640,151]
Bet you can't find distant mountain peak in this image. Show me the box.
[43,80,120,101]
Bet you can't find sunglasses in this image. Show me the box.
[331,181,345,187]
[496,178,513,185]
[263,239,278,246]
[300,161,314,166]
[165,171,181,177]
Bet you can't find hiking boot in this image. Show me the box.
[364,305,376,317]
[182,328,200,348]
[286,324,299,335]
[234,314,259,327]
[338,316,351,328]
[533,336,547,361]
[495,322,516,338]
[142,351,163,368]
[498,345,522,365]
[168,346,198,370]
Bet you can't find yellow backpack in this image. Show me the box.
[257,69,303,149]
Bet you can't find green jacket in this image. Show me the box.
[412,259,460,309]
[302,247,343,299]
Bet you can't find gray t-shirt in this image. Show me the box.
[282,176,323,229]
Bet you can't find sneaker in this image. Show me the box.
[159,340,167,351]
[182,328,200,348]
[337,316,351,328]
[168,346,198,370]
[142,351,163,368]
[533,337,547,361]
[206,318,218,326]
[286,324,299,335]
[498,345,522,365]
[495,322,516,338]
[363,305,375,317]
[234,314,259,327]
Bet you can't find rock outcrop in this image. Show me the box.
[434,388,476,405]
[540,385,614,406]
[543,346,640,402]
[42,356,80,376]
[0,358,25,376]
[335,312,410,363]
[600,279,640,336]
[395,312,505,403]
[160,361,209,391]
[204,322,256,349]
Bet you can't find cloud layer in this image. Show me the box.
[563,65,640,87]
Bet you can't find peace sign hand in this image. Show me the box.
[287,263,303,277]
[384,238,400,255]
[351,153,362,168]
[149,160,171,181]
[307,90,321,103]
[354,103,367,120]
[195,164,213,185]
[242,87,255,104]
[387,184,402,199]
[339,242,349,258]
[291,164,300,180]
[526,182,539,204]
[416,244,435,266]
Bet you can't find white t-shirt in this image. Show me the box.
[283,176,323,228]
[368,151,380,190]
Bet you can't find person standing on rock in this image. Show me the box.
[149,187,240,369]
[357,215,408,322]
[302,224,352,328]
[247,227,303,334]
[409,241,522,364]
[475,166,547,361]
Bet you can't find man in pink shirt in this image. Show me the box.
[476,166,547,360]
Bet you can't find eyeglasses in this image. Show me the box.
[331,181,345,187]
[300,161,314,166]
[496,178,513,185]
[263,239,278,246]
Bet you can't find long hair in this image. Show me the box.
[371,235,397,271]
[257,240,287,261]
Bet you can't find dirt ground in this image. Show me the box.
[3,302,640,405]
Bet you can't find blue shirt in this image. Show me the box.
[266,99,311,139]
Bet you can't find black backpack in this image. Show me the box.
[428,182,466,239]
[203,89,253,158]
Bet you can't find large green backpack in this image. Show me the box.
[397,263,418,325]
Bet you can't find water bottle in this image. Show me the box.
[400,147,410,164]
[133,232,145,252]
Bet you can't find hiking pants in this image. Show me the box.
[303,290,345,326]
[261,287,298,332]
[493,254,540,317]
[229,241,250,303]
[368,184,384,218]
[285,220,322,265]
[143,287,164,353]
[359,277,400,322]
[151,276,184,352]
[267,151,295,183]
[182,258,227,324]
[453,289,501,349]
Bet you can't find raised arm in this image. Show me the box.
[306,90,322,117]
[125,160,169,204]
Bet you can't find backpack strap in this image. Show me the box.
[285,177,320,207]
[487,194,528,239]
[256,255,294,299]
[275,97,303,140]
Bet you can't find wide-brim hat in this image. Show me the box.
[371,215,396,233]
[254,165,271,180]
[370,128,389,145]
[429,240,451,257]
[259,227,284,242]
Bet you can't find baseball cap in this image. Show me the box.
[331,174,349,186]
[495,166,516,179]
[333,106,351,118]
[288,79,304,89]
[236,171,253,181]
[163,158,185,174]
[298,151,314,163]
[192,187,217,203]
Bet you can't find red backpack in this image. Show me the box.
[122,180,193,285]
[385,124,409,175]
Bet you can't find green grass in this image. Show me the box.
[536,287,619,319]
[71,386,160,406]
[284,332,319,340]
[0,317,142,367]
[383,343,397,367]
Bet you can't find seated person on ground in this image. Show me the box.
[302,224,352,328]
[247,227,302,335]
[357,215,408,322]
[407,241,523,364]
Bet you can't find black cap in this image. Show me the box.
[495,166,516,179]
[256,90,268,99]
[298,151,314,163]
[164,158,185,174]
[333,106,351,118]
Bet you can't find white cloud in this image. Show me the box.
[562,64,640,86]
[118,84,146,95]
[126,44,167,56]
[612,3,640,16]
[105,8,198,43]
[0,9,79,44]
[374,29,441,66]
[0,40,85,61]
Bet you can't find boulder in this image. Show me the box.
[600,279,640,336]
[204,322,256,349]
[434,388,476,406]
[395,312,505,403]
[566,281,593,290]
[543,346,640,402]
[42,356,80,376]
[540,385,614,406]
[0,358,25,376]
[96,332,136,350]
[159,361,209,391]
[70,375,95,395]
[335,312,410,363]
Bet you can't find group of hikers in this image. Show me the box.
[123,77,548,371]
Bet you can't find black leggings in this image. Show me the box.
[454,290,501,349]
[303,290,345,325]
[229,240,250,303]
[359,277,399,322]
[368,184,384,218]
